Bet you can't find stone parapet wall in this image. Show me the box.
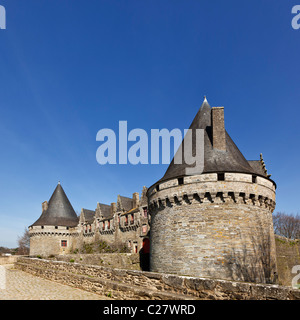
[15,257,300,300]
[0,255,23,265]
[50,253,141,270]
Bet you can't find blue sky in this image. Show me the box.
[0,0,299,247]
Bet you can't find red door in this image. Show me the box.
[142,238,150,254]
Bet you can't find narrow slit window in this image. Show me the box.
[217,173,225,181]
[143,207,148,218]
[252,175,257,183]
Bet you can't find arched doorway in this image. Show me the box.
[140,238,150,271]
[142,238,150,253]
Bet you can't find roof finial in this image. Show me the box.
[203,95,208,103]
[58,180,61,185]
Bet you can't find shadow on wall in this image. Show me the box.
[223,233,277,284]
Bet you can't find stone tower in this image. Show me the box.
[147,98,277,284]
[29,182,79,256]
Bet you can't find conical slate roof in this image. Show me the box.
[31,183,79,227]
[158,98,268,183]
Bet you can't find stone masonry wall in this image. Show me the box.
[51,253,141,270]
[29,225,77,256]
[15,257,300,300]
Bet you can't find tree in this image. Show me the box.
[17,228,30,255]
[273,212,300,240]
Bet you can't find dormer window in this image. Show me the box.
[143,207,148,218]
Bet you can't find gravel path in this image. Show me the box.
[0,264,111,300]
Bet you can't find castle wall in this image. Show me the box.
[29,225,77,256]
[148,173,277,284]
[29,206,150,257]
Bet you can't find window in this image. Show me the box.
[143,207,148,218]
[217,173,225,181]
[89,225,92,232]
[130,214,134,225]
[125,215,128,226]
[102,222,105,230]
[55,226,58,229]
[61,240,67,247]
[252,175,257,183]
[41,226,44,229]
[178,177,184,185]
[142,225,147,234]
[108,220,110,229]
[156,184,160,191]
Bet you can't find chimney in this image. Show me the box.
[42,201,48,213]
[211,107,226,151]
[111,202,117,215]
[132,192,140,208]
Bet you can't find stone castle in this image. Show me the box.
[29,184,150,257]
[29,97,277,284]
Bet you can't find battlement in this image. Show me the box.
[148,172,276,212]
[29,225,78,237]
